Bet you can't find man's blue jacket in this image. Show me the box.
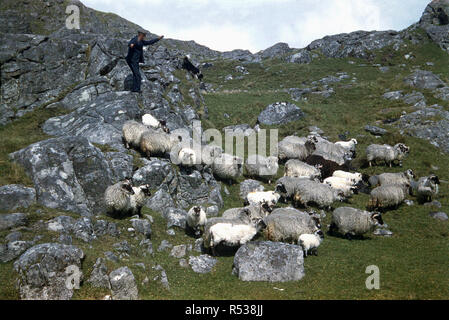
[126,36,160,63]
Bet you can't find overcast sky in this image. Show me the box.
[82,0,429,52]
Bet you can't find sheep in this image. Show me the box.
[335,138,358,153]
[332,170,363,184]
[275,176,310,200]
[212,153,243,183]
[203,210,265,255]
[122,120,150,149]
[244,154,279,184]
[323,176,358,197]
[222,204,272,221]
[366,143,410,167]
[313,138,351,165]
[263,207,321,244]
[368,184,409,211]
[414,174,440,203]
[305,154,349,179]
[140,130,181,157]
[284,159,322,180]
[129,184,151,216]
[177,147,198,167]
[142,114,169,133]
[244,191,280,209]
[104,179,135,218]
[278,136,317,161]
[368,169,415,189]
[186,206,207,236]
[299,230,324,257]
[291,179,344,209]
[329,207,384,239]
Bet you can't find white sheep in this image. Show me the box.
[366,143,410,167]
[244,191,280,209]
[245,154,279,184]
[335,138,358,152]
[212,153,243,183]
[142,114,170,133]
[140,130,181,157]
[332,170,363,184]
[122,120,150,149]
[299,230,324,257]
[284,159,322,180]
[323,176,358,197]
[129,184,151,216]
[186,206,207,236]
[104,179,135,217]
[368,184,408,210]
[178,147,198,167]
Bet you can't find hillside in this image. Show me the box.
[0,0,448,300]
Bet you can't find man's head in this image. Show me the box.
[137,31,146,41]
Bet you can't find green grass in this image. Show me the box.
[0,37,448,300]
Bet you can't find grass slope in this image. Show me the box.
[0,36,448,299]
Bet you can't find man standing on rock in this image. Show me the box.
[126,31,164,93]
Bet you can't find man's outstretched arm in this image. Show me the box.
[143,35,164,46]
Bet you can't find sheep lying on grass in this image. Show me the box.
[299,230,324,257]
[329,207,384,239]
[278,136,317,161]
[244,191,280,209]
[366,143,409,167]
[284,159,322,180]
[368,184,408,211]
[245,154,278,184]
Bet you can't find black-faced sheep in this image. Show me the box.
[366,143,410,167]
[368,169,415,189]
[142,114,170,133]
[186,206,207,236]
[244,191,280,209]
[104,179,135,218]
[414,174,440,203]
[130,184,151,216]
[278,136,317,161]
[299,230,324,256]
[329,207,384,239]
[140,130,181,157]
[323,176,358,198]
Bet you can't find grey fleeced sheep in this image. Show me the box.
[263,207,321,243]
[140,130,181,157]
[414,174,440,203]
[278,136,317,161]
[284,159,321,180]
[104,179,135,218]
[368,184,408,210]
[130,184,151,216]
[366,143,410,167]
[275,176,311,200]
[368,169,415,188]
[222,204,271,222]
[329,207,384,239]
[292,180,343,209]
[245,154,279,184]
[212,153,243,182]
[122,120,150,149]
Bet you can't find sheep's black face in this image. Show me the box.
[407,169,415,179]
[193,206,201,215]
[122,182,134,195]
[275,184,287,195]
[372,212,384,225]
[256,219,267,231]
[351,186,359,195]
[316,230,324,239]
[312,217,321,229]
[142,185,151,196]
[430,175,440,185]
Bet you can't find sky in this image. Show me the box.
[82,0,429,53]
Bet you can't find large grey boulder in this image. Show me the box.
[419,0,449,53]
[257,102,304,125]
[404,70,446,90]
[13,243,84,300]
[105,152,134,183]
[42,92,142,152]
[162,207,188,229]
[233,241,305,282]
[132,159,176,190]
[288,50,312,64]
[259,42,292,59]
[131,218,152,238]
[0,213,28,231]
[0,240,34,263]
[189,254,217,274]
[109,266,138,300]
[88,258,111,289]
[0,185,36,211]
[9,136,114,216]
[239,179,265,200]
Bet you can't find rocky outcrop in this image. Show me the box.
[109,266,138,300]
[13,243,85,300]
[9,136,115,216]
[0,213,28,231]
[257,102,304,125]
[419,0,449,53]
[0,185,36,211]
[233,241,305,282]
[404,70,446,90]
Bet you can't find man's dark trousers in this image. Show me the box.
[126,58,142,92]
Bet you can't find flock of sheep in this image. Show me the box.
[103,113,440,257]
